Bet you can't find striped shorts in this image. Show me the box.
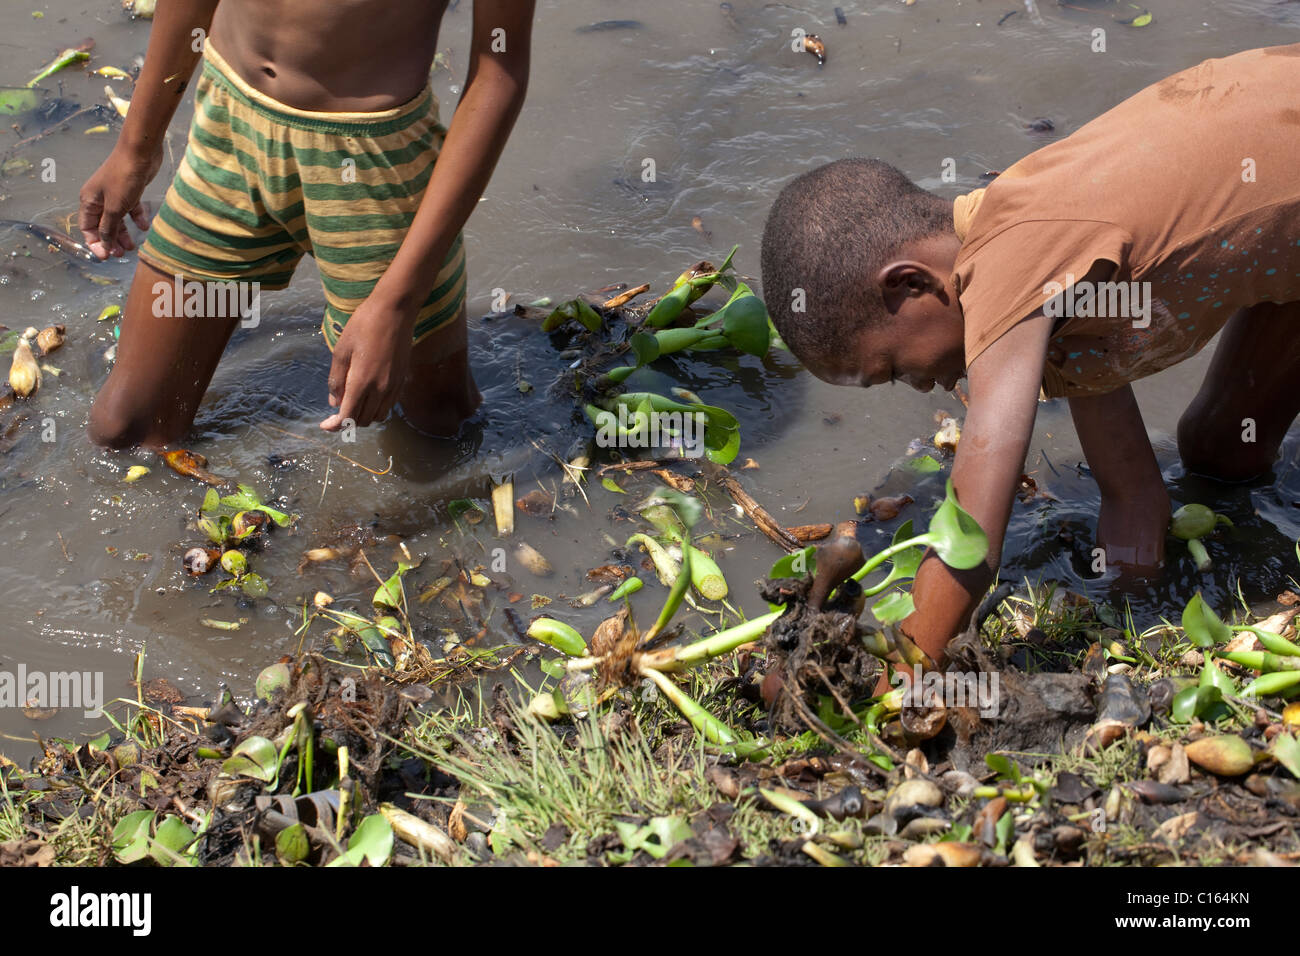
[138,39,467,349]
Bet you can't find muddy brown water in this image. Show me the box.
[3,0,1300,762]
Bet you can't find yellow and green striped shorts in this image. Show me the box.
[138,40,466,349]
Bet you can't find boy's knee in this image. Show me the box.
[87,395,151,449]
[1177,407,1274,482]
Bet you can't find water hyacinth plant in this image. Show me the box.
[1174,591,1300,723]
[523,482,987,757]
[1171,503,1232,572]
[644,245,739,327]
[553,246,780,466]
[196,484,295,598]
[586,390,742,464]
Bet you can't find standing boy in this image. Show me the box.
[82,0,534,446]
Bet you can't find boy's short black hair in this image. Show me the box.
[760,158,951,364]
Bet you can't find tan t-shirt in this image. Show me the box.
[951,43,1300,399]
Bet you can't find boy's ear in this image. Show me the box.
[876,259,943,295]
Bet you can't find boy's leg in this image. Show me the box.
[395,305,482,437]
[1177,300,1300,482]
[88,260,239,449]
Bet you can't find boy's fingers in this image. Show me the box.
[352,389,381,429]
[129,203,150,231]
[99,210,125,257]
[322,372,370,432]
[321,392,358,430]
[79,221,108,261]
[342,390,371,429]
[326,352,350,409]
[78,194,103,250]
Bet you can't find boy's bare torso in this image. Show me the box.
[210,0,450,112]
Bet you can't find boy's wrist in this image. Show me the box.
[373,244,452,315]
[370,281,423,318]
[112,132,164,167]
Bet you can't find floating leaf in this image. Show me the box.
[218,484,293,526]
[239,572,269,598]
[719,295,772,356]
[538,657,568,679]
[353,621,396,668]
[372,561,412,610]
[905,455,943,475]
[0,86,40,115]
[526,617,588,657]
[628,330,659,366]
[28,48,91,88]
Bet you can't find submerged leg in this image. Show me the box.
[87,260,240,449]
[1177,300,1300,483]
[396,305,482,437]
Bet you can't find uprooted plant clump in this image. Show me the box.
[759,573,882,740]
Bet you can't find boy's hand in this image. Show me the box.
[320,294,416,431]
[79,146,162,260]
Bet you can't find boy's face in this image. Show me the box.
[800,232,967,393]
[804,306,966,394]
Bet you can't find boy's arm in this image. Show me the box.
[1068,386,1170,570]
[322,0,535,431]
[900,310,1053,667]
[79,0,220,259]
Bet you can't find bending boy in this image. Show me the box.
[82,0,534,446]
[761,44,1300,668]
